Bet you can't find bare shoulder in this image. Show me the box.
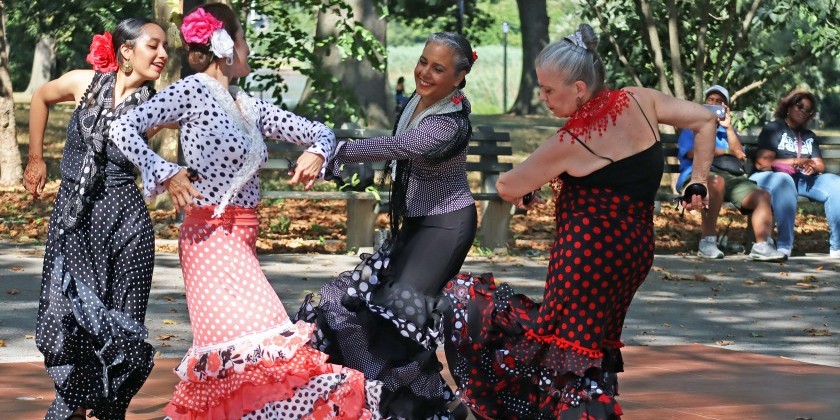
[36,70,96,105]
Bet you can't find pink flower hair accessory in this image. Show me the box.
[86,31,118,73]
[181,8,223,45]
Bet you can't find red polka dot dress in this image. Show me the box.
[111,74,382,419]
[443,133,664,419]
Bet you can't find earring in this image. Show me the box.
[226,56,233,66]
[121,60,133,74]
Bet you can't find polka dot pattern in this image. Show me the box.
[35,75,156,419]
[109,74,334,206]
[163,207,381,419]
[442,179,656,419]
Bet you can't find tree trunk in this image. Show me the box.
[635,0,672,95]
[23,36,55,94]
[665,0,684,99]
[0,4,22,188]
[305,0,390,128]
[147,0,184,209]
[511,0,549,115]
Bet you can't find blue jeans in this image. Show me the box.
[749,171,840,251]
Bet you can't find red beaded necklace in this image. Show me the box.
[560,88,629,142]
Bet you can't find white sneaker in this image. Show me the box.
[830,249,840,258]
[749,242,787,262]
[698,236,724,259]
[777,247,792,258]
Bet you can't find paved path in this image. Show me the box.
[1,240,837,366]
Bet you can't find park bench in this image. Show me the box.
[657,132,840,202]
[261,126,513,250]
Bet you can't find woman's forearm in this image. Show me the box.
[27,92,49,161]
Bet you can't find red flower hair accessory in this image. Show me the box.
[86,32,118,73]
[181,7,224,45]
[472,51,478,62]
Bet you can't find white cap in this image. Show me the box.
[704,85,730,104]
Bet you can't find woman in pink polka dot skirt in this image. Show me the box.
[441,24,716,419]
[110,4,381,419]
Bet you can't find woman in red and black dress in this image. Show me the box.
[442,24,717,419]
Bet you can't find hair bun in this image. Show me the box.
[578,24,599,51]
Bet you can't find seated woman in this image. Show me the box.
[295,32,478,419]
[749,90,840,258]
[442,24,716,419]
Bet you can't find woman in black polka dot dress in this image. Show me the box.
[294,32,478,420]
[110,4,381,419]
[22,19,169,420]
[441,24,716,419]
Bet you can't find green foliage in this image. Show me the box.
[578,0,840,129]
[244,0,386,126]
[386,0,495,43]
[269,214,292,234]
[5,0,152,88]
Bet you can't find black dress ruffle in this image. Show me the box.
[295,241,459,419]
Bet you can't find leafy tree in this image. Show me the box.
[6,0,152,92]
[580,0,840,129]
[1,1,21,187]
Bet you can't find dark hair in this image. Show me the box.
[113,18,157,65]
[425,31,475,89]
[182,3,241,73]
[774,90,818,120]
[535,24,605,94]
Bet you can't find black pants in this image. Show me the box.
[387,204,478,296]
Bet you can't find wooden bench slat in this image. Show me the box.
[468,145,513,155]
[262,190,381,200]
[818,149,840,159]
[466,162,513,172]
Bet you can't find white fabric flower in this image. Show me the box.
[209,28,234,61]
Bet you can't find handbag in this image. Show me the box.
[770,162,797,176]
[711,154,745,176]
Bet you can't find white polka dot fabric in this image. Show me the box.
[109,74,334,207]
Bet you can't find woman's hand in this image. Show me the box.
[680,181,709,213]
[23,156,47,199]
[513,191,546,210]
[290,151,325,190]
[163,168,204,212]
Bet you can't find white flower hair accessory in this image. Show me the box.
[210,28,235,65]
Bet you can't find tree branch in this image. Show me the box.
[730,48,814,102]
[635,0,672,94]
[720,0,762,81]
[586,0,642,86]
[693,0,710,101]
[666,0,684,98]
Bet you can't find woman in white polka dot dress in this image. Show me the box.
[23,19,168,420]
[109,4,381,419]
[294,32,478,419]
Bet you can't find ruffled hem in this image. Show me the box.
[164,323,382,419]
[443,272,624,419]
[294,242,459,419]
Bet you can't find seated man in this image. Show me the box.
[677,85,786,261]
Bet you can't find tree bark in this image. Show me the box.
[23,36,55,94]
[305,0,390,128]
[692,0,710,102]
[511,0,549,115]
[665,0,684,98]
[0,2,22,188]
[635,0,672,95]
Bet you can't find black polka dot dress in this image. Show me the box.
[442,140,664,419]
[295,92,476,419]
[35,73,156,419]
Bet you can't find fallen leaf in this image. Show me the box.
[160,342,172,348]
[715,340,735,346]
[743,280,755,285]
[163,296,176,302]
[695,274,709,282]
[815,266,824,271]
[169,308,178,313]
[24,335,34,339]
[6,289,20,295]
[10,266,23,272]
[162,319,177,325]
[801,275,817,282]
[662,322,671,327]
[0,339,5,347]
[803,328,831,336]
[156,334,175,341]
[750,332,764,337]
[796,282,817,289]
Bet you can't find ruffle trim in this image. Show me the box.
[339,242,447,349]
[174,321,314,382]
[165,343,382,419]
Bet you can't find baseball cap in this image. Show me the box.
[704,85,729,104]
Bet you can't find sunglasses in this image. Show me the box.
[795,102,815,116]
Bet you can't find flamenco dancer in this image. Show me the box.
[295,32,478,419]
[26,18,168,419]
[442,24,715,419]
[110,4,381,418]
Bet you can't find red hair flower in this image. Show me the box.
[451,94,464,105]
[181,8,224,45]
[86,32,118,73]
[472,51,478,62]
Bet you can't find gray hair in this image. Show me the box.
[535,24,605,93]
[425,31,475,89]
